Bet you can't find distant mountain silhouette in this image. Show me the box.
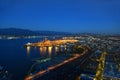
[0,28,71,36]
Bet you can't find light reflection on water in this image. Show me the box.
[48,46,52,56]
[0,37,64,80]
[26,46,30,54]
[43,47,47,53]
[55,46,59,52]
[26,46,68,57]
[39,47,43,53]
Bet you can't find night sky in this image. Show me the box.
[0,0,120,33]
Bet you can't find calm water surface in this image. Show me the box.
[0,37,61,80]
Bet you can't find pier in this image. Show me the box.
[25,39,78,47]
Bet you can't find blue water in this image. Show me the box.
[0,37,58,80]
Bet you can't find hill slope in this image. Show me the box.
[0,28,71,36]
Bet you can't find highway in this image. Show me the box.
[25,48,88,80]
[38,48,92,80]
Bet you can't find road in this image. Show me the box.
[38,49,92,80]
[25,48,89,80]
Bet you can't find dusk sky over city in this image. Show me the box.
[0,1,120,80]
[0,0,120,33]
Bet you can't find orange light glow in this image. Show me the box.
[55,47,58,52]
[48,46,52,56]
[26,46,30,54]
[43,47,47,53]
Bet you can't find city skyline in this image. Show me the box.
[0,0,120,34]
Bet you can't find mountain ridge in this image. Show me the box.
[0,28,71,36]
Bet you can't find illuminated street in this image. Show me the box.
[25,47,87,80]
